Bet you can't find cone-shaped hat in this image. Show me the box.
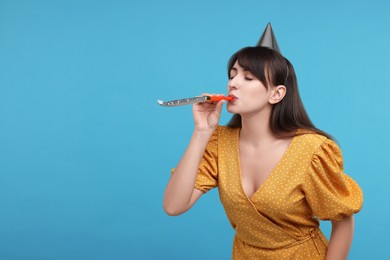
[256,23,281,53]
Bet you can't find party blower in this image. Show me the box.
[157,95,234,107]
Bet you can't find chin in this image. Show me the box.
[226,104,237,114]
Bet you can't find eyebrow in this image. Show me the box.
[230,67,250,72]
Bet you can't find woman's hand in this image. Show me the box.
[192,94,225,132]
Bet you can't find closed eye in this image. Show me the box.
[229,68,238,80]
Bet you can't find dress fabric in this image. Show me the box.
[194,126,363,259]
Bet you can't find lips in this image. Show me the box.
[228,94,238,101]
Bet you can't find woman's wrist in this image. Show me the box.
[192,128,215,141]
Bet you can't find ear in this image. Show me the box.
[269,85,286,104]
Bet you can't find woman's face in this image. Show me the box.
[227,61,274,116]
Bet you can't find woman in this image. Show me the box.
[163,24,363,259]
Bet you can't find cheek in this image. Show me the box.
[247,86,268,102]
[244,88,271,111]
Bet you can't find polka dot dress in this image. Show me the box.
[194,126,363,259]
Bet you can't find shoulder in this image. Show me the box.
[213,125,239,145]
[216,125,239,135]
[294,129,339,156]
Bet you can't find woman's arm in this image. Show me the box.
[325,215,355,260]
[163,98,225,216]
[163,130,212,216]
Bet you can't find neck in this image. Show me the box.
[240,109,276,147]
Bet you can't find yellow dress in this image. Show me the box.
[194,126,363,259]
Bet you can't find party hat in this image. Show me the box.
[256,23,281,53]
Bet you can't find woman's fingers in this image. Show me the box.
[207,100,225,128]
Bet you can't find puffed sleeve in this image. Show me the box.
[193,127,219,193]
[303,139,363,221]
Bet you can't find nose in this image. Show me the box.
[228,78,239,91]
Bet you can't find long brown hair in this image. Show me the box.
[227,46,333,140]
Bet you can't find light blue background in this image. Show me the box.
[1,0,389,259]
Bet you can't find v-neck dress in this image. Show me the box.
[194,126,363,259]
